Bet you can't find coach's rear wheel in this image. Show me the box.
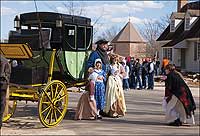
[38,80,68,128]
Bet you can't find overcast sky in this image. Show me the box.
[1,1,178,41]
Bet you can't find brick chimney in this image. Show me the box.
[177,0,188,12]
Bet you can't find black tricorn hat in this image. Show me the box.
[95,39,109,45]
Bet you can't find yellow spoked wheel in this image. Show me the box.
[3,100,17,122]
[38,80,68,128]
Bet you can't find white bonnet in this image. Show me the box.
[95,58,102,65]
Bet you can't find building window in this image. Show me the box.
[163,48,172,61]
[194,42,200,61]
[170,19,175,32]
[185,17,190,31]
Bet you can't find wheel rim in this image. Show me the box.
[38,80,68,127]
[3,100,17,122]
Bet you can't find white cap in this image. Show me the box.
[95,58,102,65]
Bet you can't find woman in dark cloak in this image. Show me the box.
[163,64,196,126]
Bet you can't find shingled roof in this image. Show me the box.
[180,1,200,12]
[112,21,145,43]
[157,1,200,47]
[162,18,200,47]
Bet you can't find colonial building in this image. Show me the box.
[111,21,147,58]
[157,0,200,72]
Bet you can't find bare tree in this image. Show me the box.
[139,14,170,57]
[61,1,86,16]
[97,25,120,41]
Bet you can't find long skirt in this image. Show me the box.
[74,91,97,120]
[94,82,105,110]
[104,75,126,117]
[164,95,195,125]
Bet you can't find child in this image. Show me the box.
[74,72,97,120]
[88,59,106,119]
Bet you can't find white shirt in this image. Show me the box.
[123,65,129,79]
[88,69,104,82]
[149,62,154,73]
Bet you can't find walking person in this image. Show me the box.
[121,59,130,91]
[163,64,196,126]
[147,58,155,90]
[155,59,160,76]
[129,57,136,89]
[135,58,142,90]
[0,54,11,130]
[141,58,149,89]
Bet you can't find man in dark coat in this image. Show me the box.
[87,39,110,74]
[0,54,11,129]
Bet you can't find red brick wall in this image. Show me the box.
[113,42,147,58]
[130,43,147,59]
[114,43,130,57]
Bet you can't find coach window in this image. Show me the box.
[86,27,92,50]
[65,24,76,50]
[77,26,86,50]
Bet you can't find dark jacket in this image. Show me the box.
[135,62,142,75]
[0,55,11,90]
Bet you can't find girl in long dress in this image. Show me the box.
[74,76,97,120]
[104,56,126,118]
[163,64,196,126]
[89,59,106,119]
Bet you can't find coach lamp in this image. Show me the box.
[56,15,62,28]
[14,15,21,31]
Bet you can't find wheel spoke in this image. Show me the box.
[55,88,64,100]
[42,102,50,105]
[41,105,51,114]
[56,94,67,102]
[55,107,63,117]
[51,85,54,99]
[44,108,51,121]
[54,84,59,98]
[49,108,54,124]
[44,89,53,103]
[54,109,58,122]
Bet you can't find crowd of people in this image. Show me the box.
[122,56,163,91]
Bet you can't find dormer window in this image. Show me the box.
[170,19,175,32]
[170,12,184,33]
[185,17,190,31]
[185,12,190,31]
